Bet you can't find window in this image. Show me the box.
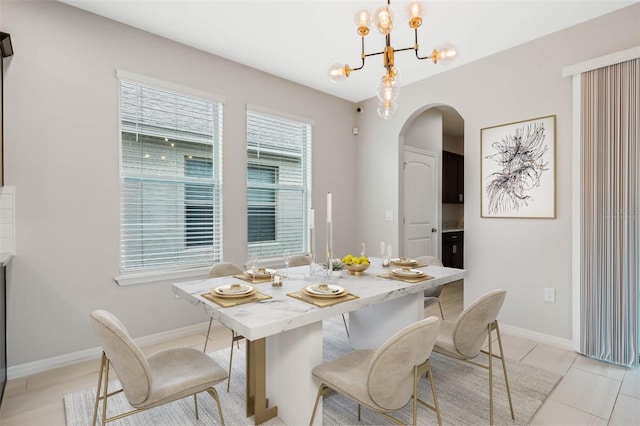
[119,73,223,274]
[248,165,277,243]
[247,109,312,259]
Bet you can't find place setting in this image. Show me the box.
[234,267,277,284]
[201,282,272,308]
[378,266,434,283]
[288,282,359,307]
[389,257,419,267]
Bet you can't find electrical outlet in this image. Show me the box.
[544,287,556,303]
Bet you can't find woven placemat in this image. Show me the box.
[287,291,359,307]
[377,272,434,283]
[201,290,272,308]
[233,273,273,284]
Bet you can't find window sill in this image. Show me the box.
[115,266,211,286]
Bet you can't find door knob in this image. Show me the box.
[431,228,438,233]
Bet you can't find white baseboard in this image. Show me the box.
[7,321,213,380]
[7,320,575,380]
[500,322,574,351]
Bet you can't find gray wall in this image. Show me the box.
[356,4,640,340]
[1,0,357,367]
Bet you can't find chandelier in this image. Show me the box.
[328,0,458,119]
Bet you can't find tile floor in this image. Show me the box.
[1,280,638,425]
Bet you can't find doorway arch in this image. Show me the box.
[398,104,464,260]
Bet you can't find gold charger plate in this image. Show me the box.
[302,284,347,299]
[201,290,271,308]
[391,268,426,278]
[378,272,434,283]
[287,291,359,307]
[211,285,257,299]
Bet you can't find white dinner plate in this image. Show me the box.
[214,283,253,296]
[246,268,276,278]
[304,284,346,298]
[390,258,418,267]
[391,268,425,278]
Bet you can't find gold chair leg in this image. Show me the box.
[207,387,225,426]
[426,363,442,426]
[309,384,331,425]
[101,357,110,426]
[227,330,235,392]
[341,314,349,337]
[413,366,419,426]
[193,394,199,420]
[92,352,106,426]
[487,324,494,426]
[203,318,214,353]
[495,321,515,419]
[437,300,445,319]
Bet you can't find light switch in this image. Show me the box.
[385,211,393,221]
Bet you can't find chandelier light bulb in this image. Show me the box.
[434,41,459,65]
[377,100,398,120]
[377,72,400,103]
[353,9,372,36]
[374,5,394,35]
[328,62,349,83]
[405,2,425,28]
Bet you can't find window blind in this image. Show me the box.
[247,109,312,260]
[119,78,223,273]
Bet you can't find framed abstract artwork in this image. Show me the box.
[481,115,556,218]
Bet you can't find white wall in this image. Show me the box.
[356,4,640,340]
[1,1,358,367]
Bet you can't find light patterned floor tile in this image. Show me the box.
[608,393,640,426]
[620,366,640,399]
[521,343,578,375]
[530,399,608,425]
[483,333,537,362]
[549,367,621,419]
[572,355,627,380]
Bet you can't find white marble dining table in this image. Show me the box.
[172,258,467,425]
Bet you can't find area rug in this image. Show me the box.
[64,317,561,425]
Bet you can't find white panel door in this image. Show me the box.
[403,148,438,259]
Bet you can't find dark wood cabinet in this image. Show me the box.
[442,151,464,204]
[442,231,463,268]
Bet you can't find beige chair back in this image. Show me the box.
[367,316,440,411]
[288,255,311,267]
[452,289,506,358]
[415,255,444,267]
[90,310,151,406]
[208,262,243,278]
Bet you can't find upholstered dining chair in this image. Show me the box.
[309,316,443,426]
[415,255,446,319]
[90,310,227,426]
[288,254,313,267]
[205,262,244,392]
[432,289,514,425]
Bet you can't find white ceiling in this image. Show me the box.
[61,0,636,103]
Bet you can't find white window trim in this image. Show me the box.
[116,69,226,104]
[115,266,211,286]
[115,70,224,284]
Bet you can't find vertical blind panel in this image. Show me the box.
[580,58,639,367]
[120,79,223,273]
[247,110,312,259]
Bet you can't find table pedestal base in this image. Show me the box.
[349,292,423,349]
